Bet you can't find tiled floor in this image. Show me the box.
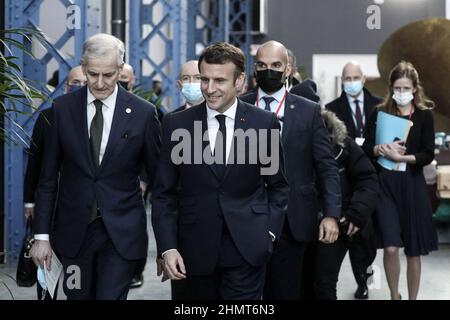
[1,211,449,300]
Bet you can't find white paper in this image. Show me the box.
[355,137,365,146]
[395,162,407,172]
[44,250,63,299]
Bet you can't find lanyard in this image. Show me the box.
[397,106,413,122]
[256,90,288,115]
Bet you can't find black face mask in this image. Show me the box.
[119,81,129,90]
[256,69,285,93]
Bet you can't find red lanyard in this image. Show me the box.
[397,106,413,122]
[256,90,288,115]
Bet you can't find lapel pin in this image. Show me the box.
[126,108,131,114]
[240,118,246,122]
[289,104,295,109]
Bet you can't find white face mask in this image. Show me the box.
[392,91,414,106]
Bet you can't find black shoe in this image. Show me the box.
[130,274,144,288]
[354,283,369,299]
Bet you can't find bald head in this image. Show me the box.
[178,60,201,83]
[341,61,366,97]
[177,60,203,106]
[254,41,291,94]
[64,65,87,93]
[256,41,289,65]
[342,61,364,79]
[119,63,135,91]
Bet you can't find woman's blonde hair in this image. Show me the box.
[377,61,434,115]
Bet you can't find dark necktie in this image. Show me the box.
[90,99,104,168]
[262,96,275,111]
[214,114,227,178]
[354,99,364,137]
[89,99,103,222]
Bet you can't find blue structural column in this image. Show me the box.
[3,0,101,264]
[129,0,183,110]
[129,0,253,111]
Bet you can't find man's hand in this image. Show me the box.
[156,257,169,282]
[24,207,34,220]
[31,240,52,271]
[319,217,339,244]
[340,217,360,237]
[163,250,186,280]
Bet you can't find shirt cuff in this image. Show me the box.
[24,203,35,208]
[269,231,276,242]
[162,248,177,257]
[34,234,50,241]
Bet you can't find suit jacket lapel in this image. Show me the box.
[222,100,249,181]
[363,90,372,122]
[99,87,131,170]
[195,103,219,180]
[341,95,356,138]
[282,94,296,146]
[70,87,95,175]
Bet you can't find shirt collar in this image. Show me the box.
[206,97,238,121]
[258,86,286,103]
[87,84,119,109]
[346,89,364,105]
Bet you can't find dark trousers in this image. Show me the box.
[313,233,376,300]
[348,232,377,283]
[171,229,265,300]
[61,219,138,300]
[134,258,146,277]
[264,222,310,300]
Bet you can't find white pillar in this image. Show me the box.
[447,0,450,19]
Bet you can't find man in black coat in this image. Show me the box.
[325,61,382,299]
[240,40,341,300]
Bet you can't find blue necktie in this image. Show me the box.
[263,96,275,111]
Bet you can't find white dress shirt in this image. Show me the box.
[206,98,237,164]
[257,86,286,133]
[35,85,119,241]
[87,85,118,164]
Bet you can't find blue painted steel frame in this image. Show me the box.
[129,0,182,111]
[4,0,100,264]
[129,0,253,112]
[4,0,253,263]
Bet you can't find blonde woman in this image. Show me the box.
[362,61,437,300]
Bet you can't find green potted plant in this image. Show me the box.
[0,27,49,145]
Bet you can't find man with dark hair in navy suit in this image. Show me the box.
[241,40,341,300]
[152,42,289,300]
[31,33,161,300]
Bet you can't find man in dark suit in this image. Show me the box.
[152,42,289,300]
[23,65,87,300]
[326,61,382,143]
[30,33,161,300]
[240,40,341,300]
[325,61,382,299]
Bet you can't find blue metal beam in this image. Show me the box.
[3,0,100,264]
